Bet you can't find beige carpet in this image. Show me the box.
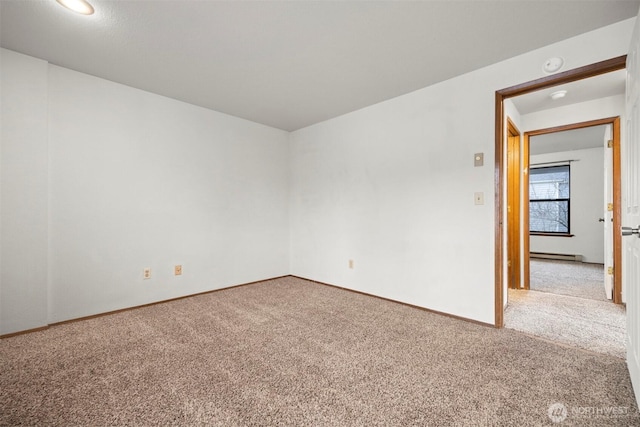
[504,289,626,359]
[1,277,638,426]
[530,259,606,301]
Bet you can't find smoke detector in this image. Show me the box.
[543,57,565,74]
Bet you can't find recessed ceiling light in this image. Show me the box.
[55,0,95,15]
[550,90,567,100]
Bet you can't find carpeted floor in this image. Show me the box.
[1,276,638,426]
[507,259,625,359]
[530,259,606,301]
[504,289,626,359]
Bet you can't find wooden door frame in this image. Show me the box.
[522,117,622,304]
[506,118,521,290]
[494,55,626,328]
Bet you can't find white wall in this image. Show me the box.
[1,49,290,333]
[289,19,634,325]
[0,50,49,334]
[529,148,605,263]
[522,94,625,132]
[505,99,523,135]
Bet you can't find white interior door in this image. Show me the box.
[623,9,640,408]
[604,124,614,299]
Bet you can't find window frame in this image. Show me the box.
[529,164,571,236]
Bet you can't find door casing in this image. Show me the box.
[506,118,521,290]
[494,55,627,328]
[521,118,622,303]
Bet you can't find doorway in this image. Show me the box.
[494,55,626,328]
[522,118,621,303]
[502,116,625,359]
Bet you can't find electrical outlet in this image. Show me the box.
[174,265,182,276]
[349,259,354,269]
[474,192,484,205]
[143,267,151,279]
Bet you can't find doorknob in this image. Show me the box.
[599,218,605,222]
[622,226,640,237]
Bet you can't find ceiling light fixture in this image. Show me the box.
[55,0,95,15]
[550,90,567,100]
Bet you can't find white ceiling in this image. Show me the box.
[530,126,607,156]
[511,70,627,116]
[1,1,639,131]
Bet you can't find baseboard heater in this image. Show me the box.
[530,252,582,262]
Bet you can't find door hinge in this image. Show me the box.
[608,203,614,211]
[608,139,614,148]
[608,266,614,275]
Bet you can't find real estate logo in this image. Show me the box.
[548,402,568,423]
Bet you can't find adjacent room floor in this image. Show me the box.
[529,259,607,301]
[504,259,626,359]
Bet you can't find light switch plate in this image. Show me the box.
[474,153,484,167]
[474,192,484,205]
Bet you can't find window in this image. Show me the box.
[529,165,570,234]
